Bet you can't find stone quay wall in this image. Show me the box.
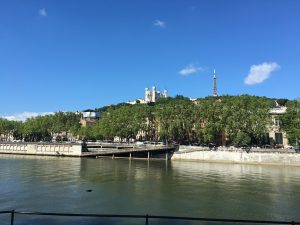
[0,142,82,156]
[172,146,300,166]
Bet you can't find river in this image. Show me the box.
[0,154,300,224]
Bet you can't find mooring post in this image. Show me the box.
[112,154,114,159]
[165,152,168,161]
[10,210,15,225]
[129,153,132,160]
[147,152,150,160]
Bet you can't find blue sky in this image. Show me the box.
[1,0,300,120]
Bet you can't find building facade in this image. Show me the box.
[269,104,289,147]
[80,109,100,127]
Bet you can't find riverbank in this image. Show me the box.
[172,146,300,166]
[2,142,300,166]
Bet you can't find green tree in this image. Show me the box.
[281,100,300,146]
[0,118,16,141]
[155,98,197,144]
[195,97,224,143]
[21,112,80,142]
[223,95,271,145]
[93,104,151,142]
[22,116,52,142]
[194,95,272,146]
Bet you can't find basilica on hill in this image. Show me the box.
[127,86,168,104]
[145,86,168,103]
[127,69,218,104]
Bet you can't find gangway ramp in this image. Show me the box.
[81,143,177,159]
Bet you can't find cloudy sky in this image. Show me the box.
[0,0,299,119]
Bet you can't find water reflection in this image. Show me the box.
[1,155,300,224]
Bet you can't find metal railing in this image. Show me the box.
[1,210,299,225]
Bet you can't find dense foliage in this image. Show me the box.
[0,112,81,142]
[194,95,272,145]
[1,95,298,146]
[85,95,274,145]
[280,100,300,146]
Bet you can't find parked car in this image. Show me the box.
[191,142,200,146]
[135,141,145,146]
[251,145,260,149]
[239,145,251,153]
[208,143,216,150]
[275,144,284,149]
[262,144,273,149]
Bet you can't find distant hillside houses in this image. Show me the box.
[80,109,100,127]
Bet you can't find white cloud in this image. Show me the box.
[39,8,47,17]
[244,62,280,85]
[1,112,54,121]
[154,20,166,28]
[179,64,203,76]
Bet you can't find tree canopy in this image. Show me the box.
[1,95,295,146]
[0,112,81,142]
[280,100,300,146]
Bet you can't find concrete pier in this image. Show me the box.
[0,142,176,158]
[0,142,82,156]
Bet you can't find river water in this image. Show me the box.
[0,154,300,225]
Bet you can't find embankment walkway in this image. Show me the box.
[172,146,300,166]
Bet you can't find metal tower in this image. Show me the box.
[213,69,217,97]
